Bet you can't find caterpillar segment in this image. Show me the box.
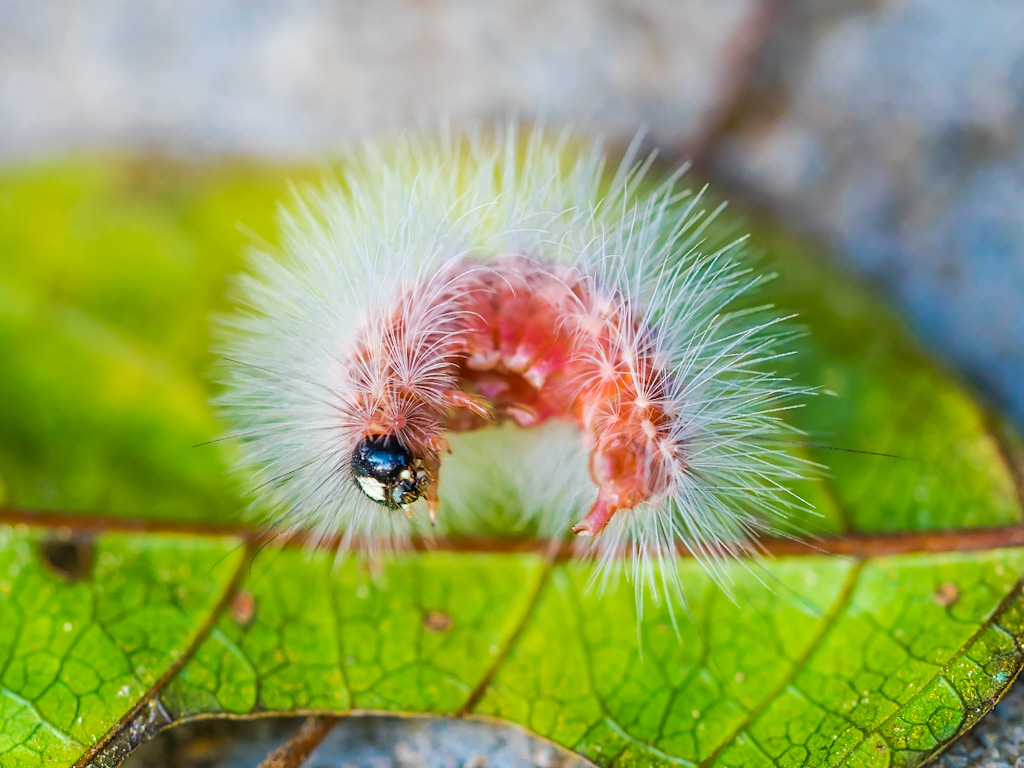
[345,254,681,537]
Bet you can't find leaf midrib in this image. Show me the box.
[7,506,1024,560]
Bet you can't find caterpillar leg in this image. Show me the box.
[503,403,541,427]
[571,495,617,537]
[573,428,674,536]
[424,476,441,525]
[419,435,452,524]
[441,389,495,421]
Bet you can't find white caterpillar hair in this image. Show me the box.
[217,123,814,602]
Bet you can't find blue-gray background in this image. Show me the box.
[3,1,1022,765]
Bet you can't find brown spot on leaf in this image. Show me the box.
[935,582,959,607]
[40,533,94,581]
[423,610,452,633]
[230,589,256,626]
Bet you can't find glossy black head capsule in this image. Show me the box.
[350,434,429,509]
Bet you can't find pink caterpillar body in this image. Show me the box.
[220,126,811,590]
[348,253,678,536]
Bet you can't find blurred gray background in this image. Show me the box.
[3,1,1023,766]
[2,0,1023,427]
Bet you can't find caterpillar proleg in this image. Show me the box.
[218,125,813,595]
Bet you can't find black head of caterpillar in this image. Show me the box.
[350,434,432,511]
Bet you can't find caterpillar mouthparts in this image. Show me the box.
[350,433,432,513]
[218,124,813,594]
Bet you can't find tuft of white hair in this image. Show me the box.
[216,123,815,602]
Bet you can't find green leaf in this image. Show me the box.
[0,527,243,766]
[0,158,1021,768]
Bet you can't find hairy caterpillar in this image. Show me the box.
[218,125,812,594]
